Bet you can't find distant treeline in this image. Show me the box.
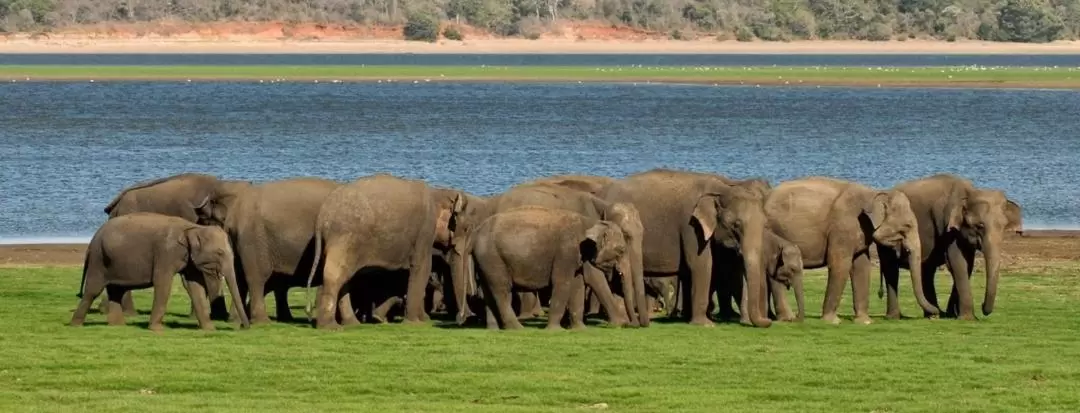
[1,0,1078,43]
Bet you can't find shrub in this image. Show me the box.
[515,16,544,40]
[865,22,893,41]
[442,25,464,40]
[403,12,440,42]
[735,26,754,41]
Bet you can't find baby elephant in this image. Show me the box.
[459,206,634,330]
[71,212,250,331]
[715,230,806,323]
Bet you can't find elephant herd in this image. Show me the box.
[70,169,1022,332]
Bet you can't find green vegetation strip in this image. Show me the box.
[1,65,1080,87]
[3,266,1080,411]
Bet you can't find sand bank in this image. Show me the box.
[3,38,1080,55]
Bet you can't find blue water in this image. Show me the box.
[3,53,1080,67]
[1,81,1077,243]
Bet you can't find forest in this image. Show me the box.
[1,0,1077,43]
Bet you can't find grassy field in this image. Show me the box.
[1,65,1080,88]
[2,265,1080,412]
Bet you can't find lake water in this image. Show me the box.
[1,81,1077,243]
[4,53,1080,67]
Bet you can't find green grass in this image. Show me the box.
[1,65,1080,87]
[2,265,1080,412]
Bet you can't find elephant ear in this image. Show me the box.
[864,192,889,230]
[691,196,719,244]
[945,194,968,232]
[190,195,212,223]
[581,223,606,263]
[1004,199,1023,234]
[452,193,466,216]
[179,227,202,263]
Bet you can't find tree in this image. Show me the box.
[998,0,1066,42]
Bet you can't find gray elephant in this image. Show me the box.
[599,168,773,328]
[306,174,465,330]
[879,174,1022,320]
[196,177,340,325]
[459,206,633,330]
[93,173,236,319]
[481,182,649,327]
[714,229,806,322]
[764,177,938,325]
[71,213,250,331]
[521,175,616,196]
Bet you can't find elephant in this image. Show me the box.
[93,173,235,319]
[879,174,1022,320]
[471,182,648,327]
[764,177,938,325]
[598,168,772,328]
[306,174,466,330]
[714,229,806,322]
[520,175,617,196]
[71,212,250,331]
[458,206,633,330]
[196,177,340,325]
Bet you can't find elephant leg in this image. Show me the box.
[582,265,628,327]
[771,278,795,322]
[879,250,902,320]
[739,279,751,325]
[945,244,977,320]
[717,274,741,322]
[821,249,853,325]
[372,296,403,323]
[238,249,272,325]
[850,253,872,325]
[404,248,433,324]
[105,285,129,326]
[338,289,362,326]
[568,276,587,330]
[921,261,940,317]
[314,245,355,330]
[682,247,715,327]
[586,290,602,316]
[184,273,215,331]
[147,271,176,331]
[274,284,294,322]
[488,282,521,330]
[518,292,539,320]
[546,281,573,331]
[72,271,106,326]
[120,291,136,316]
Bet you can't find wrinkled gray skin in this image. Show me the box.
[92,173,233,319]
[599,169,772,328]
[197,177,340,325]
[765,177,938,325]
[880,174,1022,320]
[306,174,465,330]
[714,230,805,322]
[71,213,250,331]
[459,206,633,330]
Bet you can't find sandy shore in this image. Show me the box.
[3,230,1078,268]
[3,38,1080,55]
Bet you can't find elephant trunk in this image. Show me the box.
[629,241,650,327]
[449,246,473,325]
[792,272,805,322]
[223,264,250,329]
[982,234,1002,316]
[615,255,637,326]
[741,225,771,328]
[904,236,939,315]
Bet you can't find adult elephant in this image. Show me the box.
[196,177,341,325]
[598,168,772,327]
[522,175,616,196]
[306,174,466,330]
[880,174,1022,320]
[449,182,649,327]
[91,173,235,319]
[765,177,938,325]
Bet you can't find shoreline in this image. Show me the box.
[4,230,1076,267]
[4,38,1080,55]
[3,65,1079,89]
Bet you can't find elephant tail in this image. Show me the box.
[877,271,884,300]
[76,246,91,298]
[305,228,323,320]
